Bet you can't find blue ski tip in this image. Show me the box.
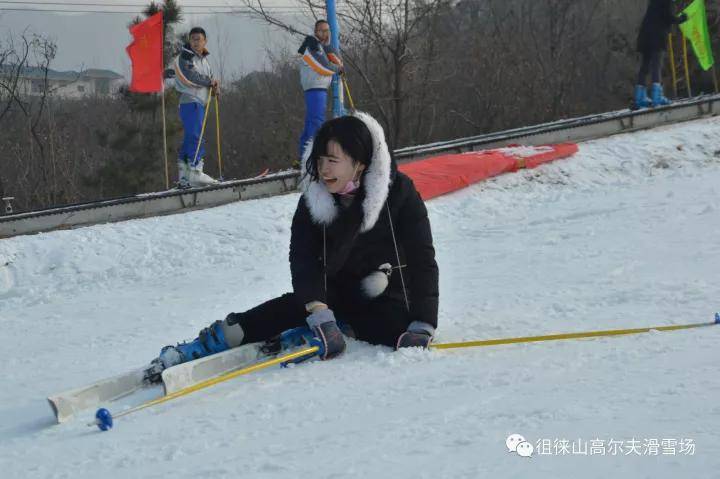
[95,408,113,431]
[715,313,720,324]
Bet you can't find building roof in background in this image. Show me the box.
[0,66,123,81]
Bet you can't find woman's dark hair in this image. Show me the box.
[305,116,373,181]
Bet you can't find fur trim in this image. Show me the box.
[360,263,392,298]
[353,111,392,232]
[304,180,338,225]
[300,111,392,231]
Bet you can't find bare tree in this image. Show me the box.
[0,32,34,124]
[0,31,58,208]
[242,0,449,147]
[3,0,714,212]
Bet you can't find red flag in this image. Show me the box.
[126,11,163,93]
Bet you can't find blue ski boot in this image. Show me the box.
[144,319,243,383]
[650,83,670,106]
[633,85,652,109]
[259,322,355,356]
[260,326,315,356]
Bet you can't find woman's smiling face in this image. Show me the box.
[318,139,365,193]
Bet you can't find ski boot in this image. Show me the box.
[144,320,233,384]
[260,326,316,356]
[177,160,191,189]
[632,85,652,110]
[260,322,355,364]
[650,83,671,107]
[187,159,219,187]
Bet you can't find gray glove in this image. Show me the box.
[396,321,435,350]
[306,308,346,360]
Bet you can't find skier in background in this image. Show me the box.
[146,111,439,379]
[634,0,688,109]
[297,19,344,164]
[174,26,220,187]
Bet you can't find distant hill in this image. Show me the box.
[0,9,301,81]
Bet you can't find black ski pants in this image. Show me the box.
[637,49,664,85]
[229,292,412,348]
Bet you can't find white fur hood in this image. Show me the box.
[300,111,393,232]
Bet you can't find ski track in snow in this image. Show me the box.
[1,117,719,478]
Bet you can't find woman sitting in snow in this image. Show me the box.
[149,112,439,375]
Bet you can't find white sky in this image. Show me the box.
[0,1,320,79]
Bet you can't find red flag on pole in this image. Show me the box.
[126,11,163,93]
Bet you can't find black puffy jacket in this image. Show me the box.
[289,112,439,328]
[637,0,685,53]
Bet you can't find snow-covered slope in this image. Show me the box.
[1,117,719,478]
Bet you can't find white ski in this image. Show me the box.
[161,344,263,395]
[48,368,147,424]
[47,343,264,424]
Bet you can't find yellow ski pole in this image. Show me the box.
[190,91,213,170]
[91,344,320,431]
[214,94,223,180]
[342,75,355,111]
[431,317,719,351]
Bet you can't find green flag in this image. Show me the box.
[680,0,714,70]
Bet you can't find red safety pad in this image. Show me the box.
[399,143,579,200]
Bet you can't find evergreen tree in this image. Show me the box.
[85,0,184,196]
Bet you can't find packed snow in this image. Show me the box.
[1,117,719,478]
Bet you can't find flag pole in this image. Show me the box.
[160,17,169,190]
[161,88,169,190]
[682,33,693,97]
[327,0,344,118]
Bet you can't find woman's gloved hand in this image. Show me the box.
[396,321,435,350]
[306,308,346,360]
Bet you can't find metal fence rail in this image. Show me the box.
[2,95,718,238]
[0,172,300,238]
